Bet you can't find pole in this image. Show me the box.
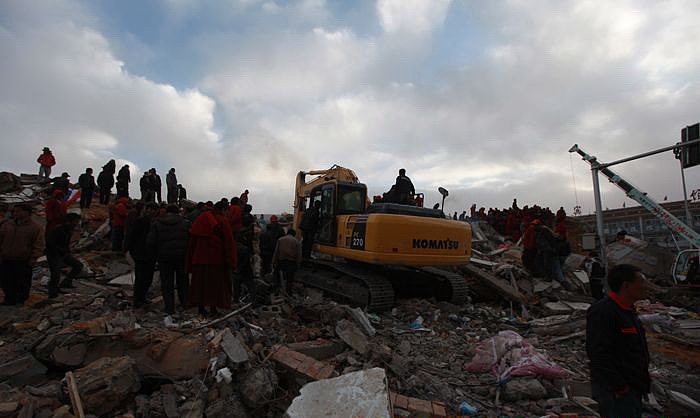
[592,168,607,271]
[679,159,692,230]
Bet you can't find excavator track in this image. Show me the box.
[419,267,470,305]
[296,260,395,312]
[296,260,470,311]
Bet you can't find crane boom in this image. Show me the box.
[569,144,700,249]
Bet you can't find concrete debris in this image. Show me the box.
[0,354,48,387]
[239,367,278,409]
[335,319,369,355]
[68,356,140,416]
[502,378,548,401]
[220,328,249,364]
[285,368,392,418]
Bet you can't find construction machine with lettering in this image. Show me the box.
[292,165,471,311]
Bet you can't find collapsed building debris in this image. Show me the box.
[0,172,698,417]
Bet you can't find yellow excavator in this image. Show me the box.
[292,165,472,311]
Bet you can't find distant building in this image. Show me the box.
[577,200,700,246]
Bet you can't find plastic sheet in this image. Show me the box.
[464,330,568,381]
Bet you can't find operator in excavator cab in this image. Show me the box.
[394,168,415,205]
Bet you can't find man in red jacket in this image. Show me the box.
[111,197,129,251]
[37,147,56,181]
[44,189,67,239]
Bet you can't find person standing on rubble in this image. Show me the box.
[78,168,96,209]
[45,213,83,298]
[394,168,415,205]
[127,202,159,308]
[272,229,302,295]
[45,189,67,239]
[521,219,539,274]
[187,201,236,316]
[116,164,130,198]
[239,189,249,207]
[97,160,116,205]
[299,200,321,260]
[234,204,256,302]
[166,168,178,204]
[177,184,187,207]
[586,264,650,418]
[37,147,56,181]
[111,196,129,251]
[259,215,284,276]
[0,204,44,305]
[150,169,163,203]
[51,172,72,200]
[139,171,155,202]
[147,204,190,315]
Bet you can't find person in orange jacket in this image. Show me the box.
[37,147,56,181]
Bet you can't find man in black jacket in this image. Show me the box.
[147,205,190,315]
[46,213,83,298]
[116,164,130,198]
[259,215,284,276]
[78,168,96,209]
[586,263,650,418]
[97,160,115,205]
[394,168,415,204]
[166,168,178,204]
[127,202,159,308]
[150,168,163,204]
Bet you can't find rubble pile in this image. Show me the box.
[0,174,699,417]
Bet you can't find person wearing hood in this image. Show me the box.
[97,160,116,205]
[148,204,190,315]
[45,213,83,298]
[166,168,178,204]
[37,147,56,181]
[111,197,129,251]
[186,201,236,316]
[116,165,131,198]
[127,202,159,308]
[45,189,67,238]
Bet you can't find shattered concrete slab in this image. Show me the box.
[335,319,369,355]
[220,328,249,364]
[285,368,392,418]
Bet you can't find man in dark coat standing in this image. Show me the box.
[116,164,130,198]
[97,160,116,205]
[299,200,321,260]
[45,213,83,298]
[151,168,163,203]
[586,264,650,418]
[78,168,96,209]
[259,215,284,276]
[394,168,415,204]
[166,168,178,204]
[127,202,159,307]
[147,205,190,315]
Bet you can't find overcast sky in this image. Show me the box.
[1,0,699,214]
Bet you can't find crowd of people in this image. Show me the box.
[0,149,304,318]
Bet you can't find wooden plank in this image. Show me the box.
[463,263,527,303]
[65,371,86,418]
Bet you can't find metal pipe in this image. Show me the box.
[679,159,692,232]
[597,138,700,169]
[591,168,607,272]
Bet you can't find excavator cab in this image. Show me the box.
[672,249,700,285]
[314,181,367,245]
